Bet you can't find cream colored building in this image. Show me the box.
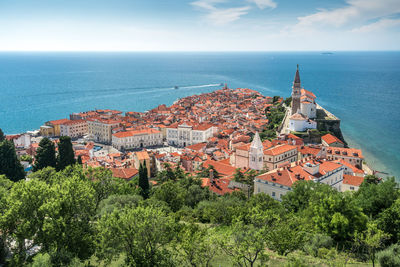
[112,128,163,150]
[166,123,216,147]
[87,118,120,144]
[60,120,88,139]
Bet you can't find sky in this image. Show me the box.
[0,0,399,51]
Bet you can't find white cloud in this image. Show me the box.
[247,0,277,10]
[352,18,400,33]
[191,0,225,11]
[206,6,251,25]
[294,0,400,29]
[191,0,251,25]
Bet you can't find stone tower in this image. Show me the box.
[249,132,264,171]
[291,64,301,114]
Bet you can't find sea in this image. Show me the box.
[0,52,399,178]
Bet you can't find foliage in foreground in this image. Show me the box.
[0,164,398,266]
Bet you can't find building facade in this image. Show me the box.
[87,118,120,144]
[166,123,216,147]
[60,120,88,138]
[254,159,345,201]
[232,134,298,171]
[112,129,163,150]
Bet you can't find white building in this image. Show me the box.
[6,134,31,149]
[60,120,88,139]
[87,117,121,144]
[254,159,345,201]
[288,112,317,132]
[166,123,216,147]
[112,128,163,150]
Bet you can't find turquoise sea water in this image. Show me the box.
[0,52,399,178]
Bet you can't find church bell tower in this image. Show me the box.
[249,132,264,171]
[291,64,301,114]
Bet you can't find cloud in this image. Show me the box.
[191,0,251,25]
[247,0,277,10]
[191,0,225,11]
[206,6,251,25]
[294,0,400,29]
[352,18,400,33]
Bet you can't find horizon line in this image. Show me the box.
[0,50,399,53]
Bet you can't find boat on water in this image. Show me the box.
[321,52,334,55]
[174,86,178,89]
[220,83,224,86]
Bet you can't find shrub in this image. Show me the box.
[377,243,400,267]
[303,233,333,257]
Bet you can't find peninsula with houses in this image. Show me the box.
[5,66,373,199]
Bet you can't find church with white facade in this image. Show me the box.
[288,65,317,132]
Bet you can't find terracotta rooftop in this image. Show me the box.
[110,168,139,180]
[322,134,344,145]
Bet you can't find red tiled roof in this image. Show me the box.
[201,178,238,195]
[110,168,139,180]
[264,144,297,156]
[321,134,343,145]
[113,128,160,138]
[49,118,70,125]
[186,142,207,151]
[343,174,364,186]
[203,160,236,177]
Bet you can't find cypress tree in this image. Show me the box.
[138,163,149,199]
[57,136,76,171]
[0,139,25,182]
[77,155,83,165]
[0,128,4,142]
[33,137,56,171]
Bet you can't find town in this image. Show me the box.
[5,66,369,199]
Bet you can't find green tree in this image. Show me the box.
[97,194,142,217]
[0,128,4,142]
[355,221,390,267]
[176,224,220,267]
[377,243,400,267]
[266,214,305,256]
[139,163,150,199]
[77,155,82,165]
[96,206,176,266]
[198,164,220,179]
[33,137,56,171]
[219,222,269,267]
[87,167,139,209]
[0,139,25,182]
[234,168,245,182]
[0,179,50,265]
[152,180,186,212]
[377,198,400,244]
[363,174,380,185]
[38,176,97,265]
[308,189,368,243]
[20,154,33,164]
[56,136,75,171]
[354,177,399,218]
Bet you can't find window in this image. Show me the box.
[350,186,354,190]
[272,192,275,197]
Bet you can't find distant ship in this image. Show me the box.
[321,52,334,55]
[174,86,179,89]
[220,83,224,86]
